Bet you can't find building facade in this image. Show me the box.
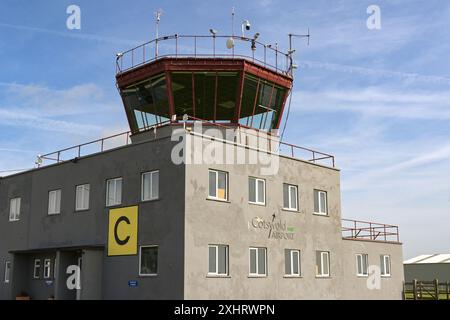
[0,33,404,300]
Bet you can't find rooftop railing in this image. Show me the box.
[115,34,292,76]
[342,218,400,243]
[36,118,335,168]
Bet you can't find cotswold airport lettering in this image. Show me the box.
[250,215,295,240]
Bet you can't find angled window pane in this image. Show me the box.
[314,190,320,213]
[290,186,297,209]
[218,245,227,275]
[208,246,217,274]
[151,171,159,199]
[249,178,256,203]
[209,171,217,198]
[250,248,257,274]
[283,184,290,209]
[285,249,291,275]
[258,248,266,275]
[217,172,227,200]
[257,180,265,204]
[292,251,300,275]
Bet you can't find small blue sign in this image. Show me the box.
[128,280,138,287]
[45,280,53,286]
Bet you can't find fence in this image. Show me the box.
[342,218,400,243]
[403,280,450,300]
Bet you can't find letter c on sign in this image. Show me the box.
[114,216,131,245]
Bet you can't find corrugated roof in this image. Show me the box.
[404,254,450,264]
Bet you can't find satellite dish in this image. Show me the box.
[226,37,235,49]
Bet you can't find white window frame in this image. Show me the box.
[316,251,330,277]
[33,259,41,279]
[4,261,11,283]
[283,184,298,211]
[249,247,267,277]
[208,170,228,201]
[208,244,229,276]
[75,184,90,211]
[48,189,61,215]
[285,249,301,276]
[9,197,21,222]
[381,254,391,277]
[43,259,51,279]
[106,177,122,207]
[139,245,158,276]
[314,190,328,215]
[356,253,369,277]
[249,177,266,205]
[141,170,159,201]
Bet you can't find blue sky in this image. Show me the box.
[1,0,449,258]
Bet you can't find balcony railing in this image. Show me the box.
[115,34,292,76]
[36,118,335,168]
[342,218,400,243]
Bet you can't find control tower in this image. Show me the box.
[115,34,293,134]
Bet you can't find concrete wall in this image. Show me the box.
[0,136,185,300]
[404,264,450,282]
[184,134,403,299]
[341,240,404,299]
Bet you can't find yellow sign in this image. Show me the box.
[108,206,138,256]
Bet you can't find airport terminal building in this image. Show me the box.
[0,34,403,300]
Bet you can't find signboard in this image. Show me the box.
[108,206,138,256]
[128,280,138,287]
[249,214,295,240]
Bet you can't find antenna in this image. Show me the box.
[288,28,310,75]
[155,9,163,57]
[231,7,235,36]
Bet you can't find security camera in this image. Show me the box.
[243,20,251,30]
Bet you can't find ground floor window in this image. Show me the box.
[139,246,158,276]
[43,259,52,279]
[249,247,267,276]
[4,261,10,283]
[356,254,369,276]
[380,254,391,276]
[316,251,330,277]
[208,245,229,276]
[33,259,41,279]
[285,249,301,276]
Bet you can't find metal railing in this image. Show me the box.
[342,218,400,243]
[115,34,292,76]
[36,118,335,168]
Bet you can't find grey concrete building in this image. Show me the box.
[404,254,450,282]
[0,34,404,300]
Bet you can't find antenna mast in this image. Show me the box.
[155,9,162,58]
[288,29,310,75]
[231,7,235,36]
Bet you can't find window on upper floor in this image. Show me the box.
[43,259,51,279]
[9,197,21,222]
[249,177,265,205]
[283,184,298,211]
[106,177,122,207]
[285,249,301,276]
[316,251,330,277]
[76,184,90,211]
[33,259,41,279]
[4,261,11,283]
[249,247,267,277]
[208,244,229,276]
[208,170,228,201]
[313,189,328,215]
[142,170,159,201]
[48,190,61,215]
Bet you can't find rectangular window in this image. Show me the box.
[4,261,10,283]
[313,190,328,215]
[380,255,391,276]
[33,259,41,279]
[208,245,229,276]
[106,177,122,207]
[75,184,90,211]
[285,249,301,276]
[249,247,267,276]
[249,177,265,205]
[9,197,21,222]
[142,170,159,201]
[316,251,330,277]
[208,170,228,201]
[48,190,61,215]
[43,259,51,279]
[283,184,298,211]
[139,246,158,276]
[356,254,369,276]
